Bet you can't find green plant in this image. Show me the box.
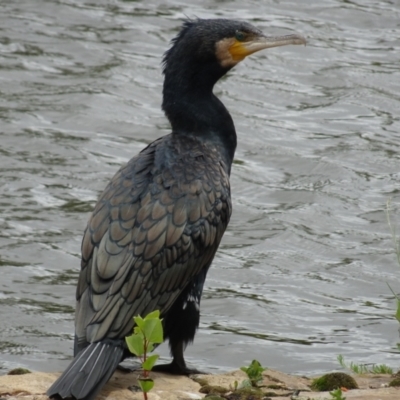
[386,199,400,324]
[240,359,266,387]
[329,388,346,400]
[125,310,164,400]
[337,354,392,374]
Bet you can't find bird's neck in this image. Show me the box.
[162,69,237,168]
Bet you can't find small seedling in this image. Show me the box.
[329,388,346,400]
[337,354,393,375]
[125,310,164,400]
[240,359,267,387]
[229,380,239,391]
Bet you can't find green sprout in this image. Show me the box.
[240,359,267,387]
[125,310,164,400]
[329,388,346,400]
[337,354,392,375]
[385,198,400,324]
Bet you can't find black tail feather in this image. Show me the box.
[48,341,124,400]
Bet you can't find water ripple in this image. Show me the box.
[1,0,400,376]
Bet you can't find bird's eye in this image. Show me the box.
[235,31,245,41]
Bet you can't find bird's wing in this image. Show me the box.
[75,137,231,347]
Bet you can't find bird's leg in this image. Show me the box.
[153,271,209,375]
[152,340,203,375]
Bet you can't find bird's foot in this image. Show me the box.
[152,361,205,375]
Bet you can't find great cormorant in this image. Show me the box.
[47,18,305,400]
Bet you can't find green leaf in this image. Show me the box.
[142,354,159,371]
[134,315,145,331]
[238,379,252,389]
[145,310,160,319]
[249,360,266,377]
[329,388,346,400]
[125,334,144,356]
[147,342,154,353]
[133,326,143,336]
[138,378,154,393]
[240,360,266,386]
[396,298,400,323]
[142,317,163,343]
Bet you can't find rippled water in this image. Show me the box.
[1,0,400,376]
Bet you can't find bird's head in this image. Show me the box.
[163,18,306,77]
[162,18,306,139]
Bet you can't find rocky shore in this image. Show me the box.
[0,367,398,400]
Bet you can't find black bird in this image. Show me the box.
[47,18,305,400]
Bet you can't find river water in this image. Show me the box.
[1,0,400,376]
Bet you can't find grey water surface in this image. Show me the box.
[1,0,400,376]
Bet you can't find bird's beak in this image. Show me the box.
[229,34,306,62]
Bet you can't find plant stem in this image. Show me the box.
[143,339,148,378]
[143,338,148,400]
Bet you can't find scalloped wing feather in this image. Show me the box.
[75,135,231,346]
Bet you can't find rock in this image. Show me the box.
[0,371,202,400]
